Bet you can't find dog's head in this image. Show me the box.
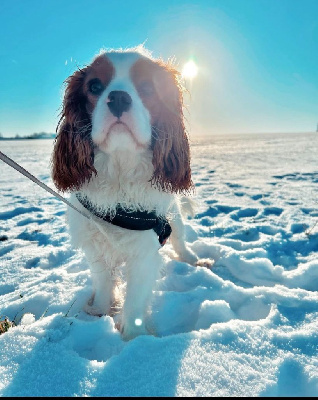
[52,46,193,193]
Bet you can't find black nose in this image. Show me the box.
[107,90,132,118]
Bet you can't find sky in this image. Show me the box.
[0,0,317,137]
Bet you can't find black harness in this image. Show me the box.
[76,193,172,246]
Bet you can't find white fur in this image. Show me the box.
[67,51,199,340]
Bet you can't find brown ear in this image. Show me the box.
[151,63,193,194]
[52,68,96,192]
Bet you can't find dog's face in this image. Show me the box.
[89,52,153,153]
[52,47,193,193]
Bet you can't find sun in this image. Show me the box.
[182,60,198,79]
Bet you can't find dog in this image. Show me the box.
[52,46,205,340]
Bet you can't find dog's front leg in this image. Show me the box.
[120,232,162,341]
[83,245,115,317]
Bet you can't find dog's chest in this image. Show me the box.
[81,150,174,216]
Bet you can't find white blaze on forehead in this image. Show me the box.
[104,51,142,81]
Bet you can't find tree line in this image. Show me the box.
[0,132,55,140]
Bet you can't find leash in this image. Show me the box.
[0,150,172,245]
[0,150,90,219]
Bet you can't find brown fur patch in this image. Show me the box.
[131,58,193,193]
[52,56,114,192]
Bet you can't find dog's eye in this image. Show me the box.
[88,79,104,96]
[138,81,155,97]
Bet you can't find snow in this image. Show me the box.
[0,133,318,397]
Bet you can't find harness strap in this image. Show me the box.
[76,193,172,246]
[0,150,172,246]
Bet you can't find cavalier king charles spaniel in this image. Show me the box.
[52,46,207,340]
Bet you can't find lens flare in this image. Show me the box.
[182,60,198,79]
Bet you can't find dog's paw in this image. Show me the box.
[116,319,149,341]
[195,258,214,269]
[84,293,112,317]
[84,303,105,317]
[179,248,199,266]
[84,295,109,317]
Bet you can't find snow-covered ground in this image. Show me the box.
[0,133,318,397]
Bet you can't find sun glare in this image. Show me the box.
[182,60,198,79]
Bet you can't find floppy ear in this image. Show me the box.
[52,68,96,192]
[151,63,193,194]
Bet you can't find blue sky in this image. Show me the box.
[0,0,317,137]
